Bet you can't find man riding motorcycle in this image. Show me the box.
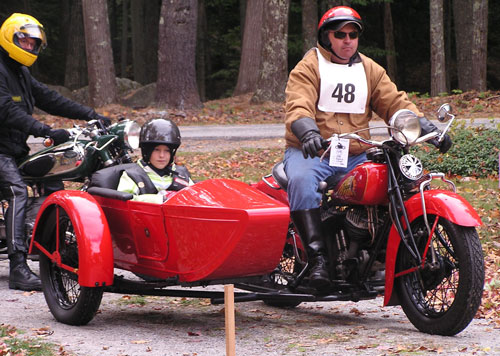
[0,13,111,291]
[283,6,452,290]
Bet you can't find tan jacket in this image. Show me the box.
[285,45,422,155]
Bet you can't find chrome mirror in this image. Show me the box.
[437,103,452,122]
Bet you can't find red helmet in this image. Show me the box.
[318,6,363,49]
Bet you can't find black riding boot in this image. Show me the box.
[9,252,42,291]
[291,208,331,290]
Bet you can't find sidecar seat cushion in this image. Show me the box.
[89,163,138,190]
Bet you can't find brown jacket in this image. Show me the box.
[285,45,422,155]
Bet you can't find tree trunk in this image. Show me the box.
[430,0,447,96]
[301,0,317,54]
[383,2,398,84]
[251,0,290,104]
[233,0,264,96]
[453,0,473,91]
[82,0,117,107]
[63,0,87,90]
[196,0,207,101]
[471,0,488,91]
[156,0,201,109]
[120,0,129,78]
[131,0,160,84]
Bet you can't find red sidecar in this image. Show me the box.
[30,165,290,325]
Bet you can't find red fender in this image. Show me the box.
[384,189,482,306]
[30,190,114,287]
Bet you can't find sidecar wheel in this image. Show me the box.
[39,207,104,326]
[395,217,484,336]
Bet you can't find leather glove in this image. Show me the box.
[48,129,70,145]
[93,114,112,127]
[418,116,453,153]
[90,113,111,127]
[291,117,325,159]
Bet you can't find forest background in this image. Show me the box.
[0,0,498,110]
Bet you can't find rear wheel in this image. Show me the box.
[395,217,484,335]
[39,207,103,325]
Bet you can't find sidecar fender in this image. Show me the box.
[384,189,482,306]
[30,190,114,287]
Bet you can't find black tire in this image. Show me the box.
[39,207,104,325]
[395,216,484,335]
[263,234,305,308]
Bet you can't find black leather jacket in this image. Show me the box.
[0,48,98,159]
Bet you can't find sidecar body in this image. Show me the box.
[31,170,290,288]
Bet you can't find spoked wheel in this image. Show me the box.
[263,231,306,308]
[39,207,104,325]
[395,216,484,335]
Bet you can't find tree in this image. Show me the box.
[251,0,290,104]
[120,0,129,78]
[471,0,488,91]
[82,0,117,107]
[156,0,201,109]
[430,0,446,96]
[453,0,488,91]
[131,0,160,84]
[63,0,87,90]
[301,0,317,54]
[383,2,398,84]
[233,0,264,96]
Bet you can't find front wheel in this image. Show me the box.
[395,217,484,335]
[39,207,104,325]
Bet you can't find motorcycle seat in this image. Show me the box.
[272,161,288,190]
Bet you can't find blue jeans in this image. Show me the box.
[283,147,367,211]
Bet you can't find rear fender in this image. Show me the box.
[384,190,481,306]
[30,190,114,287]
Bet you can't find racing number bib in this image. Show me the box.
[316,48,367,114]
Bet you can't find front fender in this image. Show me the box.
[30,190,114,287]
[384,189,481,306]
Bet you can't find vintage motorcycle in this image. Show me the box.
[0,118,141,257]
[29,104,483,336]
[253,103,484,336]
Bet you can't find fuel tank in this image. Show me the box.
[330,162,389,205]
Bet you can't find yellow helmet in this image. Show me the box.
[0,13,47,67]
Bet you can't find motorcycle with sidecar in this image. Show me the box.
[30,104,484,336]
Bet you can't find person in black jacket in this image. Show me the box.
[0,13,111,291]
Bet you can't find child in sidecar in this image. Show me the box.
[94,118,192,204]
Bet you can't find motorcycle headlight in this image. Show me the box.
[389,109,421,145]
[123,121,141,149]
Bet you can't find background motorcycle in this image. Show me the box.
[0,119,140,258]
[253,104,484,336]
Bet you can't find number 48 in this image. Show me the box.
[331,83,356,103]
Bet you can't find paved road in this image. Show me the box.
[27,118,499,146]
[178,118,499,141]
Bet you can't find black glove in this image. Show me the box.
[48,129,70,145]
[91,113,112,127]
[291,117,325,159]
[418,116,452,153]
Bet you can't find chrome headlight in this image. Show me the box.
[123,121,141,149]
[389,109,421,145]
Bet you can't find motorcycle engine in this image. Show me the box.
[344,208,372,243]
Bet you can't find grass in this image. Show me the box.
[0,324,63,356]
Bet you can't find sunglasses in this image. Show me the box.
[332,31,359,40]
